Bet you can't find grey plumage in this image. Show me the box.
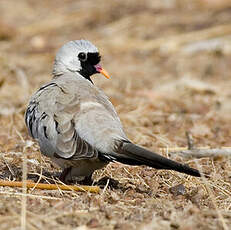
[25,40,200,183]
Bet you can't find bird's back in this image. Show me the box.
[25,73,127,159]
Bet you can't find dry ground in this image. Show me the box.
[0,0,231,229]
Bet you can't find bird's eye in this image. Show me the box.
[78,52,87,61]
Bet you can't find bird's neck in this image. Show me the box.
[77,69,93,84]
[52,71,94,85]
[52,63,94,84]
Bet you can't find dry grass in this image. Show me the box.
[0,0,231,229]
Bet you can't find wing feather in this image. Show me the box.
[25,82,99,160]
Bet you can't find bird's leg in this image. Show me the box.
[59,167,72,183]
[59,168,93,185]
[77,174,93,185]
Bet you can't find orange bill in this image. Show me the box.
[99,68,110,79]
[94,64,110,79]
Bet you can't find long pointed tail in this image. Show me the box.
[104,142,200,177]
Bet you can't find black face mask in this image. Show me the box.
[78,52,101,82]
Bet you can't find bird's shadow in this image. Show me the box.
[0,165,152,194]
[0,165,120,187]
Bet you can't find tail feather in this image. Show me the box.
[107,142,200,177]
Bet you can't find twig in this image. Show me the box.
[169,148,231,159]
[21,138,28,230]
[0,191,62,200]
[102,178,110,195]
[186,131,195,150]
[0,180,100,193]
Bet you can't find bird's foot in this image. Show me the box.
[59,167,73,184]
[96,176,119,189]
[77,175,93,185]
[59,168,93,185]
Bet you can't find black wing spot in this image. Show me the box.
[43,126,48,139]
[38,82,67,94]
[54,119,60,134]
[25,105,37,138]
[38,82,57,92]
[56,85,67,94]
[40,112,48,120]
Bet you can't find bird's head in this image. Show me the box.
[53,40,110,82]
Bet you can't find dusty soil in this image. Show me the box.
[0,0,230,229]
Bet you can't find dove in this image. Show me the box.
[25,40,200,184]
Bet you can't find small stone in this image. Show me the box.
[169,183,186,196]
[87,218,100,228]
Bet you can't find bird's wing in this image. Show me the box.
[25,81,99,159]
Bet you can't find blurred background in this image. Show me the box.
[0,0,231,148]
[0,0,231,229]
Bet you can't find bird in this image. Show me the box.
[25,39,200,184]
